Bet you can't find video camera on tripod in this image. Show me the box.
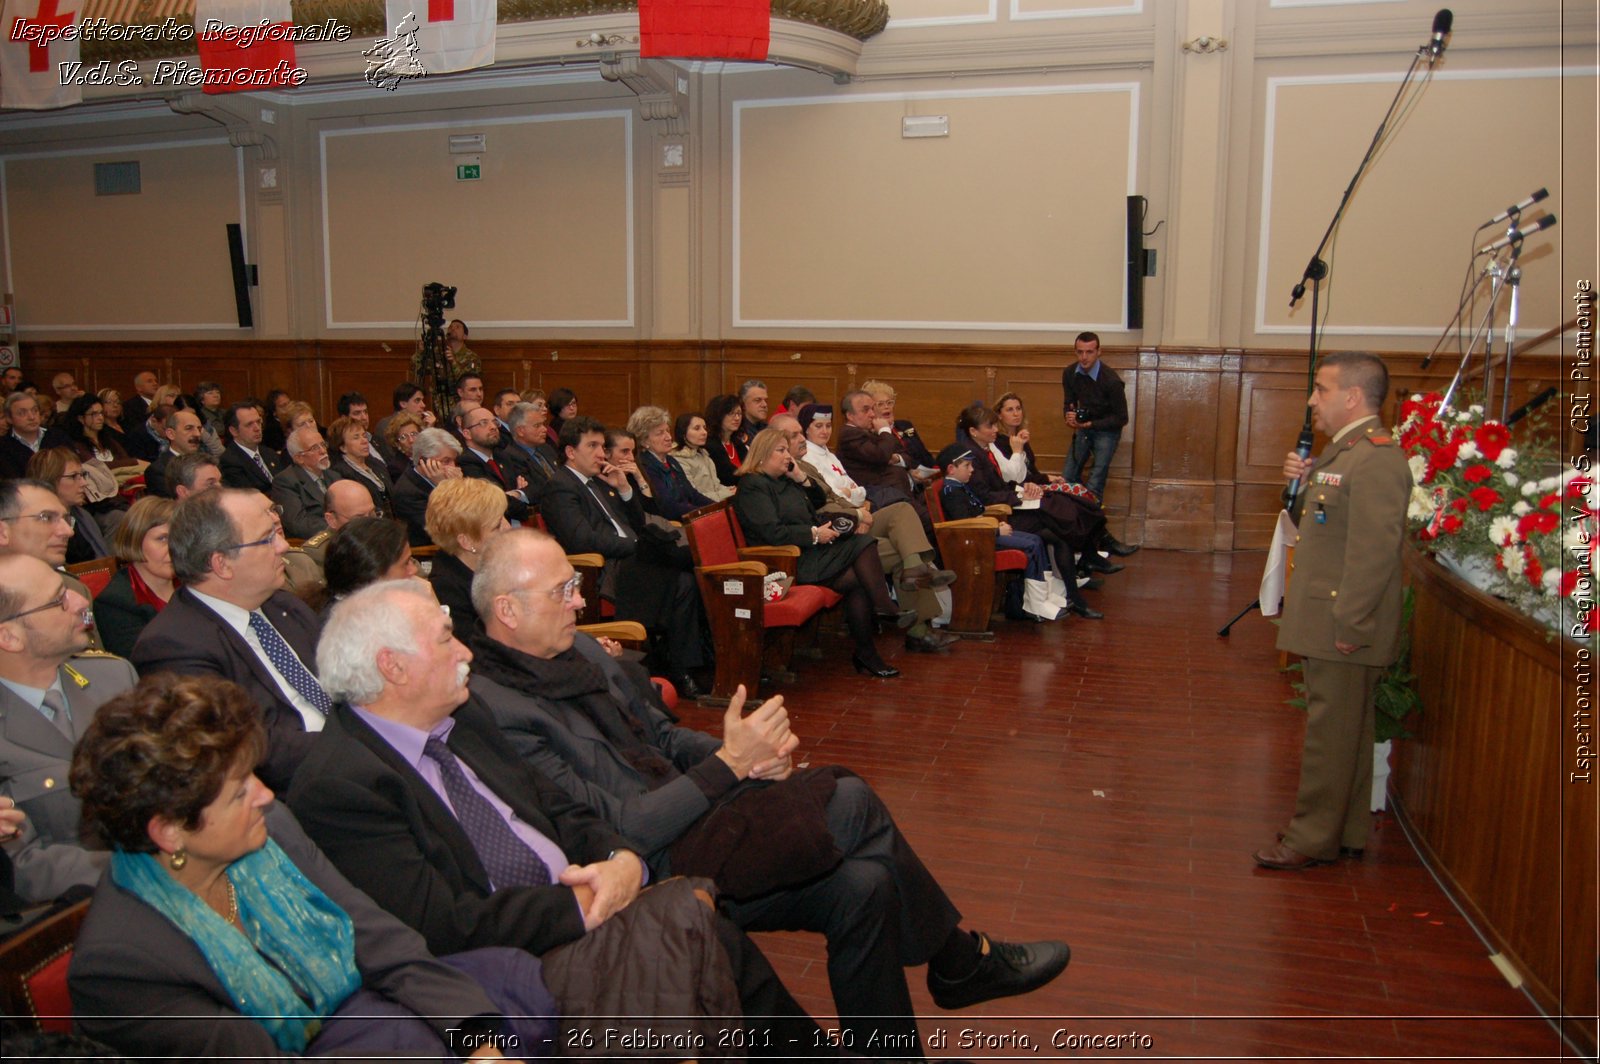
[414,281,458,415]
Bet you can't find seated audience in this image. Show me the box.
[391,427,463,546]
[670,411,734,503]
[425,477,510,630]
[94,388,138,460]
[218,401,284,494]
[279,480,379,610]
[335,391,370,430]
[167,451,224,500]
[68,672,553,1059]
[545,387,578,449]
[539,416,706,699]
[836,390,921,515]
[124,384,180,463]
[372,382,435,466]
[321,516,418,606]
[327,415,392,515]
[738,379,770,437]
[629,406,711,521]
[287,579,820,1051]
[468,529,1072,1055]
[27,447,112,563]
[0,553,136,905]
[131,488,327,790]
[935,444,1085,621]
[64,395,134,522]
[272,426,337,540]
[773,413,955,652]
[862,380,937,485]
[382,411,425,482]
[777,384,816,418]
[490,388,521,437]
[704,393,747,487]
[456,405,531,522]
[279,400,319,441]
[192,381,227,458]
[501,400,561,496]
[93,496,179,656]
[259,390,291,451]
[117,371,157,435]
[146,407,205,499]
[733,428,914,679]
[455,371,485,411]
[0,390,72,481]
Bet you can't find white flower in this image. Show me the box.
[1459,441,1481,462]
[1408,454,1427,484]
[1469,404,1485,416]
[1411,393,1423,402]
[1539,475,1562,493]
[1497,448,1519,470]
[1504,471,1520,487]
[1544,567,1563,595]
[1503,545,1525,576]
[1409,486,1437,521]
[1513,501,1532,516]
[1488,515,1517,546]
[1456,410,1474,423]
[1522,481,1541,497]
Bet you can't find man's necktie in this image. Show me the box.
[587,482,633,540]
[247,611,332,715]
[423,736,551,889]
[252,451,271,480]
[487,458,505,484]
[41,688,73,738]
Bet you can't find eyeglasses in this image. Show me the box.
[397,431,420,444]
[0,586,69,624]
[300,442,328,454]
[58,471,88,482]
[1,510,75,530]
[514,574,583,605]
[225,504,286,551]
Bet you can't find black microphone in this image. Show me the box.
[1479,214,1557,255]
[1427,9,1453,60]
[1285,427,1316,512]
[1483,188,1548,228]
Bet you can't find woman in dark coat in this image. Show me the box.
[92,496,178,657]
[628,406,712,521]
[424,477,509,632]
[732,428,912,678]
[326,415,394,515]
[704,394,747,488]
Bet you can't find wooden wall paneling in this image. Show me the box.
[1141,349,1225,548]
[1392,550,1594,1055]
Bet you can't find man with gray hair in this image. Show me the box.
[166,451,223,500]
[272,425,336,540]
[131,488,327,790]
[288,578,826,1047]
[501,401,560,496]
[466,530,1069,1055]
[737,379,769,439]
[391,426,463,546]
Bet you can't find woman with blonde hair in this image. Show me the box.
[92,495,179,656]
[629,405,712,520]
[382,410,425,483]
[327,415,392,515]
[424,477,510,628]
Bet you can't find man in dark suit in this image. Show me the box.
[119,370,159,435]
[144,408,204,499]
[501,402,561,498]
[390,427,464,547]
[456,405,531,522]
[0,554,138,905]
[0,392,72,481]
[1256,352,1411,871]
[271,426,336,540]
[217,401,283,493]
[538,416,706,698]
[287,579,823,1048]
[131,488,327,790]
[468,530,1072,1054]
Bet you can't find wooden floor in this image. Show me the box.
[675,549,1569,1061]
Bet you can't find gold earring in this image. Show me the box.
[169,848,187,870]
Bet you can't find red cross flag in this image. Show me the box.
[639,0,770,62]
[0,0,83,110]
[195,0,299,95]
[385,0,495,76]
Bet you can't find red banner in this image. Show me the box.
[639,0,770,62]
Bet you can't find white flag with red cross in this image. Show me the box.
[0,0,83,110]
[384,0,494,76]
[195,0,299,95]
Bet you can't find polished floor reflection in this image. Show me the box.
[674,549,1563,1060]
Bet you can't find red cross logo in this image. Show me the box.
[427,0,453,20]
[22,0,76,73]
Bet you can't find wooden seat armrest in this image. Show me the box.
[934,517,999,531]
[577,621,648,644]
[565,552,605,569]
[699,560,769,578]
[983,504,1014,518]
[738,545,799,577]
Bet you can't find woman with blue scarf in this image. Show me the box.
[67,673,554,1060]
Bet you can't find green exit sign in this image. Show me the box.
[456,164,480,181]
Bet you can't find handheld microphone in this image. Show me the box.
[1286,427,1316,512]
[1478,214,1557,255]
[1482,188,1548,229]
[1427,9,1453,61]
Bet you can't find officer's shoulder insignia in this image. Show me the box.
[70,649,121,659]
[303,530,333,548]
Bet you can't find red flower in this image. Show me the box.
[1517,511,1559,538]
[1474,422,1511,461]
[1524,546,1543,587]
[1540,492,1563,510]
[1587,607,1599,634]
[1441,514,1463,535]
[1470,486,1502,511]
[1450,497,1471,513]
[1562,569,1582,597]
[1427,443,1461,480]
[1463,464,1494,483]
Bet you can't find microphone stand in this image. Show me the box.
[1223,35,1436,639]
[1439,243,1521,413]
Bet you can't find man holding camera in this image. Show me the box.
[1061,331,1127,503]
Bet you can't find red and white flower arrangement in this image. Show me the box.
[1397,391,1595,640]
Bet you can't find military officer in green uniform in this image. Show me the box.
[1255,352,1411,871]
[282,481,377,606]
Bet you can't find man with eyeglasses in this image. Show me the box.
[457,406,531,522]
[272,425,338,540]
[0,554,137,910]
[0,481,104,651]
[131,489,327,791]
[282,481,379,609]
[466,530,1071,1055]
[0,392,72,481]
[501,401,560,498]
[218,401,284,494]
[145,408,205,499]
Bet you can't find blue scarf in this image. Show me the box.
[111,839,360,1053]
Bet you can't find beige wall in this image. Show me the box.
[0,0,1590,352]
